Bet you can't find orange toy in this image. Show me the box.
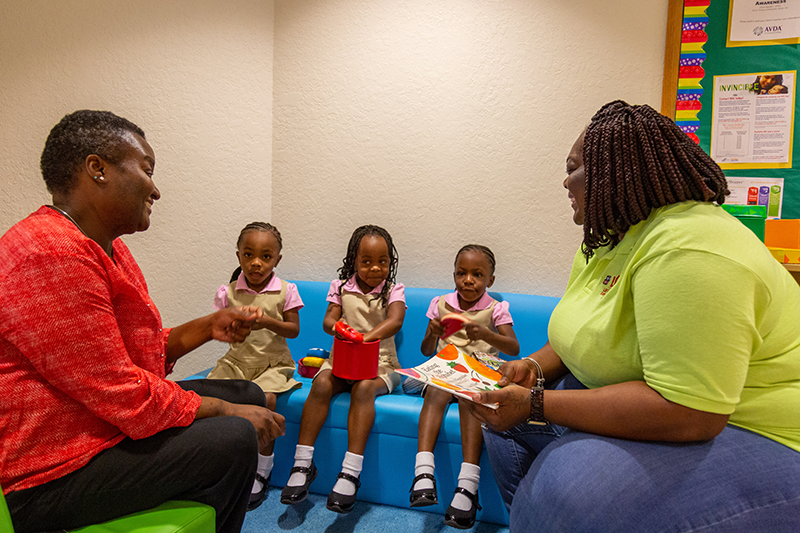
[765,219,800,249]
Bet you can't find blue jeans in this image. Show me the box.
[483,374,800,532]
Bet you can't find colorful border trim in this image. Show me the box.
[675,0,710,143]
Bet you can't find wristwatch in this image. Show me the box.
[525,358,547,425]
[528,385,546,425]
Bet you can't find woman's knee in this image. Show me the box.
[208,416,257,449]
[198,417,259,472]
[182,379,266,407]
[239,380,267,407]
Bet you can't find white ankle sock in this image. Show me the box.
[450,462,480,511]
[252,453,274,493]
[413,451,435,491]
[286,445,314,487]
[332,452,363,496]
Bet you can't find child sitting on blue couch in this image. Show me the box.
[405,244,519,529]
[280,225,406,514]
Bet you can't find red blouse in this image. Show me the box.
[0,207,202,494]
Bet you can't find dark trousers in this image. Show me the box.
[6,379,266,533]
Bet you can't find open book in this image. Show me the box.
[396,344,504,408]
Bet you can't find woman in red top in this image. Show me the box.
[0,110,285,533]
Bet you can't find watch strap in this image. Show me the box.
[528,385,546,425]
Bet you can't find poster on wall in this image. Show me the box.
[726,176,785,218]
[728,0,800,46]
[710,71,796,169]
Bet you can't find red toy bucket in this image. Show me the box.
[332,338,379,380]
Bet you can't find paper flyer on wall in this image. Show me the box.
[725,176,784,218]
[710,71,796,169]
[728,0,800,46]
[396,344,503,409]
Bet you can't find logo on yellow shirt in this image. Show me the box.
[600,275,619,296]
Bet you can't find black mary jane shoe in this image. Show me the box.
[444,487,482,530]
[326,472,361,514]
[280,462,317,505]
[247,472,270,511]
[409,473,438,507]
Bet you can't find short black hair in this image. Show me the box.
[455,244,496,275]
[237,221,283,250]
[40,110,146,195]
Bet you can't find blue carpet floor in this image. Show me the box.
[243,487,510,533]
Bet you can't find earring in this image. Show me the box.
[94,175,104,182]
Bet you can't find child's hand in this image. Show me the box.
[250,313,272,331]
[334,320,364,343]
[331,318,347,340]
[463,322,489,342]
[251,313,280,330]
[429,317,445,338]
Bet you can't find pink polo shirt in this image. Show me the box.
[326,276,406,307]
[426,291,513,326]
[214,273,304,312]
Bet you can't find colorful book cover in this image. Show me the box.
[396,344,503,408]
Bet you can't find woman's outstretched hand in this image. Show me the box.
[197,397,285,450]
[211,306,263,343]
[496,359,538,388]
[228,403,286,450]
[462,358,543,432]
[465,384,532,432]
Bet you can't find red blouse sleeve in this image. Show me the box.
[1,246,200,440]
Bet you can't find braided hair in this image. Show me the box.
[455,244,496,275]
[338,225,398,308]
[581,100,729,260]
[230,222,283,282]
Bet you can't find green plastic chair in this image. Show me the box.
[1,483,215,533]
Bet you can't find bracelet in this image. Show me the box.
[522,357,538,373]
[525,358,547,425]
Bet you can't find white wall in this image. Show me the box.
[1,0,667,377]
[273,0,668,298]
[0,0,274,378]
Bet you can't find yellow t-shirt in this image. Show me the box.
[549,201,800,452]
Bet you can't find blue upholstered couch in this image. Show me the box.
[188,281,559,526]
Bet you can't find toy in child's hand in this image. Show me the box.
[334,321,364,343]
[298,356,325,378]
[440,313,470,339]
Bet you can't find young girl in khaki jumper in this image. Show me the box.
[209,222,304,510]
[280,224,405,514]
[408,245,519,529]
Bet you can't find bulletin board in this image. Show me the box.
[662,0,800,219]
